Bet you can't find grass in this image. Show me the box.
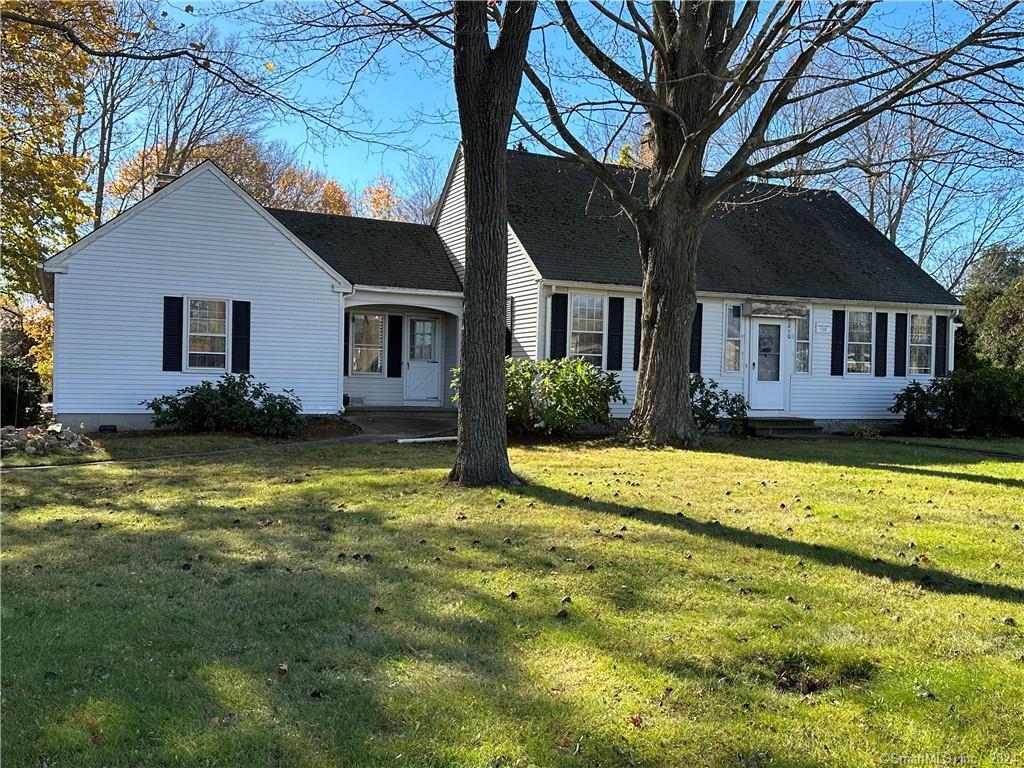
[0,417,360,468]
[0,431,269,468]
[880,436,1024,456]
[2,437,1023,767]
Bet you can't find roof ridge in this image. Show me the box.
[264,206,434,229]
[505,148,836,195]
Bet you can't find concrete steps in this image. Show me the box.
[748,417,823,438]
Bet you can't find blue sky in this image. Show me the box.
[263,46,460,186]
[217,2,948,187]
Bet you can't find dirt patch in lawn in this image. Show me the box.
[295,416,362,440]
[756,652,877,695]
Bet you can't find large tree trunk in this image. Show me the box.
[449,139,518,486]
[447,1,535,486]
[628,196,708,447]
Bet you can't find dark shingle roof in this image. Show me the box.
[506,150,959,306]
[267,208,462,293]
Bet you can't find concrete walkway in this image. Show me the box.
[1,412,458,473]
[342,410,457,442]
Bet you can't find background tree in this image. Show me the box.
[515,1,1024,445]
[359,176,403,220]
[70,0,157,228]
[959,245,1024,370]
[21,305,54,389]
[1,0,97,299]
[108,132,352,214]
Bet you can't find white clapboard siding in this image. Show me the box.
[435,155,468,281]
[788,303,939,419]
[507,229,541,359]
[531,289,949,421]
[435,151,541,361]
[51,167,342,418]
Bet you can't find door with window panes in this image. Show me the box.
[404,317,441,402]
[749,318,785,409]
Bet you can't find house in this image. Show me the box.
[43,148,962,432]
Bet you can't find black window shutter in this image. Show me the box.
[549,293,568,359]
[874,311,887,377]
[230,300,251,374]
[935,315,949,376]
[894,313,908,377]
[505,296,515,356]
[830,309,845,376]
[343,312,350,376]
[387,315,403,377]
[633,298,642,371]
[162,296,183,371]
[689,302,703,373]
[606,297,624,370]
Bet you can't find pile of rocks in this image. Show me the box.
[0,423,95,456]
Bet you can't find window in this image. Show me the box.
[409,318,436,361]
[351,313,384,374]
[724,305,742,372]
[570,294,604,366]
[187,298,227,369]
[846,310,873,374]
[794,312,810,373]
[909,314,933,375]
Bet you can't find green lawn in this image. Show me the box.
[880,436,1024,457]
[2,437,1022,767]
[0,431,268,468]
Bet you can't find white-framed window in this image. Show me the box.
[351,313,385,374]
[186,298,228,370]
[569,293,604,367]
[909,313,934,375]
[724,304,742,372]
[846,309,873,374]
[794,311,810,374]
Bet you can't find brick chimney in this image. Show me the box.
[153,172,178,191]
[638,123,654,167]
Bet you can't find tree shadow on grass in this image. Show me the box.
[516,483,1024,605]
[702,437,1024,490]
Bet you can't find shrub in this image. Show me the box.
[143,373,304,438]
[890,367,1024,437]
[453,357,626,437]
[1,355,43,427]
[689,373,748,435]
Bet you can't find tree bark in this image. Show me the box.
[629,195,707,447]
[447,1,535,487]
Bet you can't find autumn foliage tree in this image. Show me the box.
[107,133,352,215]
[1,0,100,299]
[359,177,402,220]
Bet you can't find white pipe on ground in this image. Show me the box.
[396,436,458,444]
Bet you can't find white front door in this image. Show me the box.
[404,317,441,402]
[749,319,785,410]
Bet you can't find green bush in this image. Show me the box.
[890,367,1024,437]
[143,373,304,438]
[453,357,626,437]
[1,355,43,427]
[689,373,748,435]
